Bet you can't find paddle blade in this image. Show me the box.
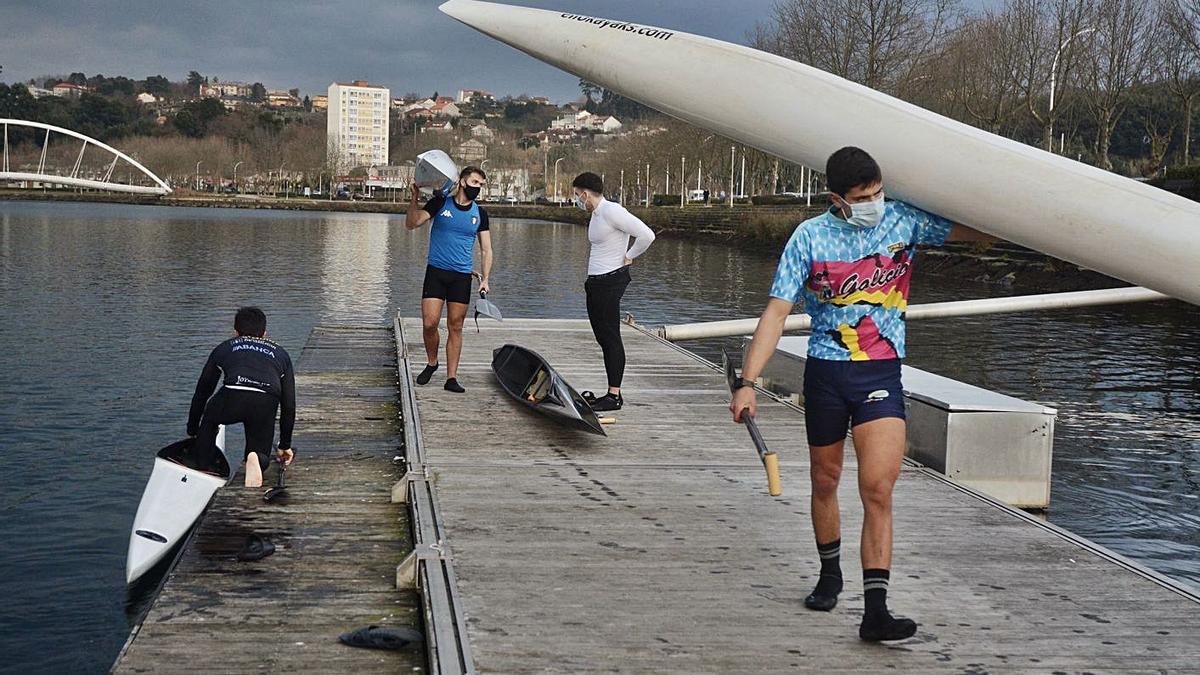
[476,298,503,321]
[722,349,737,393]
[763,452,782,496]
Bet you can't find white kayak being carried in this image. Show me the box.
[126,428,231,584]
[414,149,460,196]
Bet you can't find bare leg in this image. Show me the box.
[421,298,445,367]
[445,302,468,379]
[851,417,906,570]
[244,452,263,488]
[809,440,845,544]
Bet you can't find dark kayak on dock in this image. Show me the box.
[491,343,605,436]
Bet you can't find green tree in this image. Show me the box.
[187,71,206,95]
[303,95,312,112]
[173,97,227,137]
[0,83,37,118]
[68,72,88,86]
[143,75,171,96]
[251,82,267,102]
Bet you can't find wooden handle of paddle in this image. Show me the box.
[763,452,782,496]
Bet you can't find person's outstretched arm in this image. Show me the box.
[187,348,221,436]
[477,210,493,293]
[730,298,794,422]
[277,354,296,464]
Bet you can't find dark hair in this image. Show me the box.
[234,306,267,337]
[825,147,882,197]
[571,172,604,195]
[460,166,486,181]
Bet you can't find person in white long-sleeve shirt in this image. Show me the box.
[571,172,656,412]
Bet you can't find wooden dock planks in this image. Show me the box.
[115,326,424,673]
[401,317,1200,673]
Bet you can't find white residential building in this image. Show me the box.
[457,88,494,103]
[327,80,390,173]
[431,101,462,118]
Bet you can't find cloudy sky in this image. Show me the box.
[4,1,988,102]
[4,1,780,101]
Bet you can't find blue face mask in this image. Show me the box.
[842,195,885,228]
[573,194,589,212]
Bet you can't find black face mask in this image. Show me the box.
[462,184,481,201]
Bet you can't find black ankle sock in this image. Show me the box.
[444,377,465,393]
[804,539,842,610]
[817,538,842,576]
[863,568,890,616]
[416,363,438,385]
[859,568,917,641]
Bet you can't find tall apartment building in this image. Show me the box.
[327,80,390,173]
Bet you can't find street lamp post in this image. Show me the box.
[553,156,565,205]
[645,163,650,207]
[729,145,735,208]
[680,156,686,207]
[195,161,202,191]
[1049,27,1097,152]
[232,161,243,195]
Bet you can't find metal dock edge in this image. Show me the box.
[393,314,476,674]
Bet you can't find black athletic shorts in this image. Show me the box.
[803,357,906,447]
[422,264,472,305]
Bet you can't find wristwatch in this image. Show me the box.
[732,376,753,390]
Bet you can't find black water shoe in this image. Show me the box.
[236,534,276,562]
[339,625,424,650]
[859,612,918,642]
[804,574,843,611]
[590,393,623,411]
[416,363,438,385]
[444,378,465,393]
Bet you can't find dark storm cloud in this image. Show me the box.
[2,1,785,101]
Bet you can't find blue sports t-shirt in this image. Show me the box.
[769,199,953,361]
[423,195,490,274]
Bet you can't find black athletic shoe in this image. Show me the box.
[444,378,465,393]
[416,363,438,385]
[859,613,918,642]
[590,393,623,411]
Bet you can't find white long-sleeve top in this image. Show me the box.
[587,198,656,275]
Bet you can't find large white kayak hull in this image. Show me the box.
[126,428,229,584]
[439,0,1200,305]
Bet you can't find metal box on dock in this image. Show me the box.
[746,336,1056,509]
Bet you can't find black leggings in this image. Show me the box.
[195,388,279,472]
[585,267,631,389]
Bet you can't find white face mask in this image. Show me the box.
[573,194,589,212]
[840,195,885,229]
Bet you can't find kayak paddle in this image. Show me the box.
[263,452,289,502]
[474,290,503,332]
[723,349,782,496]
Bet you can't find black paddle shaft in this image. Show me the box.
[723,349,772,466]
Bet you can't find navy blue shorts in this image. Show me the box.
[803,358,906,447]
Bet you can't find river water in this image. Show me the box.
[1,200,1197,673]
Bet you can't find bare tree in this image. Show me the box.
[752,0,958,94]
[1081,0,1158,170]
[1004,0,1091,150]
[936,10,1024,134]
[1161,0,1200,163]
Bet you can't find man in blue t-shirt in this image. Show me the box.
[405,166,493,393]
[730,147,999,642]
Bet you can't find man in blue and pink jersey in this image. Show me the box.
[730,147,999,642]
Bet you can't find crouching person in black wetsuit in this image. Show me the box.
[187,307,296,487]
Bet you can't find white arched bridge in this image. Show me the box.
[1,118,171,195]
